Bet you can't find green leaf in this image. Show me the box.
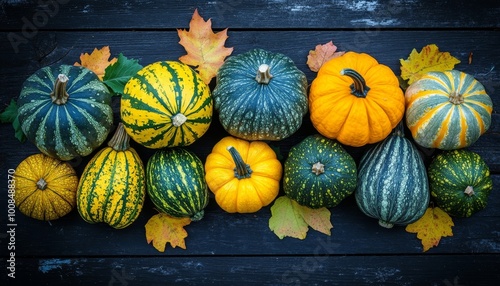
[103,53,143,95]
[0,99,26,142]
[0,99,18,123]
[269,196,333,240]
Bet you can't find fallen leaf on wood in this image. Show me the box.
[74,46,118,80]
[307,41,345,72]
[103,53,143,95]
[405,206,454,252]
[400,44,460,84]
[269,196,333,240]
[178,9,233,84]
[145,213,191,252]
[0,99,26,142]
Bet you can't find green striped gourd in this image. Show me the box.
[212,48,308,141]
[17,65,113,161]
[146,148,209,221]
[405,70,493,150]
[283,134,357,208]
[121,61,212,148]
[428,149,493,217]
[355,123,430,228]
[76,123,146,229]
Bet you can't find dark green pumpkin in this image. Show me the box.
[355,123,430,228]
[428,149,493,217]
[17,65,113,161]
[146,148,209,221]
[212,48,308,141]
[283,134,357,209]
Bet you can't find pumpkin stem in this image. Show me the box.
[191,210,204,222]
[255,64,273,84]
[340,68,370,98]
[449,91,465,105]
[312,162,325,175]
[378,220,394,229]
[108,122,130,151]
[36,178,48,190]
[227,146,253,179]
[50,74,70,105]
[464,186,475,196]
[172,113,188,127]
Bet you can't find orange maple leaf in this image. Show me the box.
[145,213,192,252]
[400,44,460,84]
[405,206,454,252]
[307,41,345,72]
[74,46,118,80]
[178,9,234,84]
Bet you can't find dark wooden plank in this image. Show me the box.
[4,255,500,285]
[1,172,499,257]
[1,0,499,31]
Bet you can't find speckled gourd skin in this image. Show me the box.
[146,148,209,221]
[76,124,146,229]
[14,153,79,221]
[121,61,213,149]
[212,48,308,141]
[283,134,357,209]
[355,124,430,228]
[428,149,493,218]
[17,65,113,161]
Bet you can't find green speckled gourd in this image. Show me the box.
[146,148,209,221]
[283,134,357,208]
[212,48,308,141]
[428,149,493,217]
[17,65,113,161]
[355,123,430,228]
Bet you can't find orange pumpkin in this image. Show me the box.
[204,136,282,213]
[309,52,405,147]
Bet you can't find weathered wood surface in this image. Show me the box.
[1,0,499,285]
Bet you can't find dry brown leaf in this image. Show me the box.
[307,41,345,72]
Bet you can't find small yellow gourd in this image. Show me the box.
[14,153,78,220]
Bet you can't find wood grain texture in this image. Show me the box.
[9,255,500,285]
[1,0,499,30]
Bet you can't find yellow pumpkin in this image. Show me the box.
[204,136,282,213]
[14,153,78,220]
[309,51,405,147]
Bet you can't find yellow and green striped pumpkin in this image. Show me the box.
[120,61,213,148]
[405,70,493,150]
[76,123,146,229]
[146,148,209,221]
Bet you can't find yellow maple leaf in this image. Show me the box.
[306,41,345,72]
[178,9,234,84]
[74,46,117,80]
[269,196,333,240]
[405,206,454,252]
[400,44,460,84]
[145,213,191,252]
